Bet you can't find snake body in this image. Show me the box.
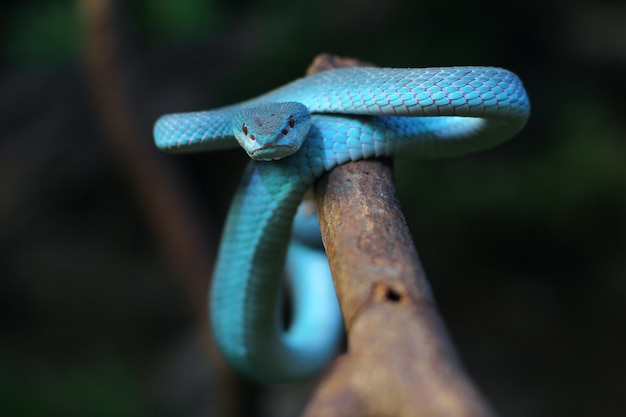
[153,66,530,383]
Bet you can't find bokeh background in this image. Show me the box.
[1,0,624,416]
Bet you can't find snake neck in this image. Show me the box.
[210,155,330,383]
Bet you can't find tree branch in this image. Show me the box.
[302,54,497,417]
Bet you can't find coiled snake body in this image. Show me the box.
[154,66,530,383]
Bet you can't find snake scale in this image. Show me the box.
[153,66,530,383]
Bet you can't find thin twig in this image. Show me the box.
[77,1,239,416]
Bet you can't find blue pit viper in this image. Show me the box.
[153,66,530,384]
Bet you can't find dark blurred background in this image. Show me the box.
[1,0,624,416]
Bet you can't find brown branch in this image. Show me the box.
[78,0,213,325]
[301,55,497,417]
[77,1,239,416]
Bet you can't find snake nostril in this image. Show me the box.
[281,128,289,136]
[386,288,402,302]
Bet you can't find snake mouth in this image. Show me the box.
[250,144,295,160]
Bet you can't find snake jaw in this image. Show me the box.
[250,144,296,161]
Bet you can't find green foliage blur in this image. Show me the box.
[2,1,79,71]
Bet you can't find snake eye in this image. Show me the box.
[288,116,295,128]
[242,123,255,140]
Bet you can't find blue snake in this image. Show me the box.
[153,66,530,384]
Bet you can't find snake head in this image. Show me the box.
[232,102,312,161]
